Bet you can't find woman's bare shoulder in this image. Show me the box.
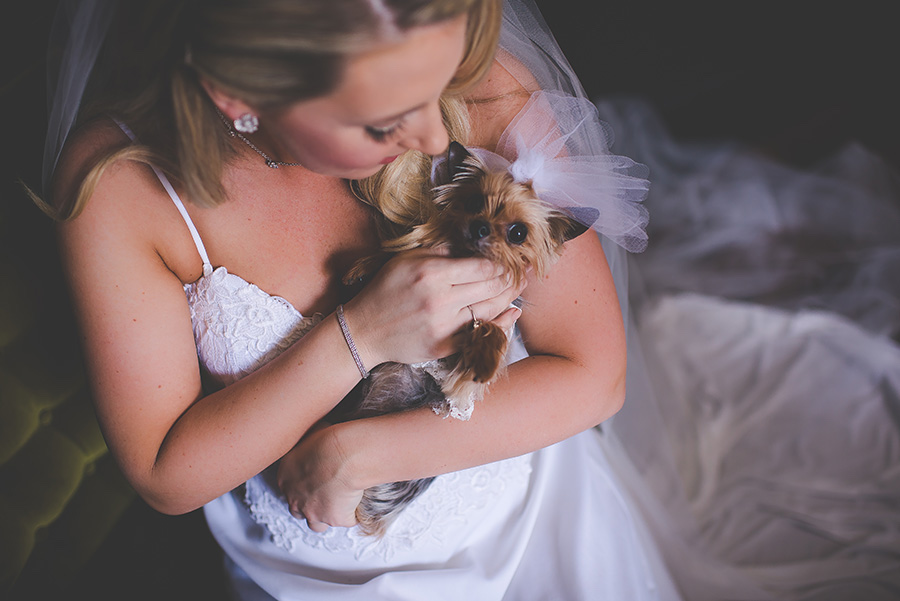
[52,116,132,195]
[464,59,533,152]
[53,116,202,280]
[55,115,180,217]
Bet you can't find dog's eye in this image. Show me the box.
[507,223,528,245]
[469,220,491,240]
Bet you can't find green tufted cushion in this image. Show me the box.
[0,259,34,351]
[0,205,136,595]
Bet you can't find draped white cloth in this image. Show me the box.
[597,97,900,600]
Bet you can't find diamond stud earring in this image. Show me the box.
[233,113,259,134]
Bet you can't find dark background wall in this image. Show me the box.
[536,2,899,168]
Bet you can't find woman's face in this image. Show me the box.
[265,15,469,179]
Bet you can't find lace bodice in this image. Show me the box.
[184,264,324,388]
[184,262,532,557]
[181,259,531,556]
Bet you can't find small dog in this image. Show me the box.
[333,141,595,536]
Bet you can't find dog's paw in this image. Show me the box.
[460,321,508,383]
[438,373,488,420]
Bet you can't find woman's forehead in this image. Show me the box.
[304,15,468,124]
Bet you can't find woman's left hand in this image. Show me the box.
[277,423,363,532]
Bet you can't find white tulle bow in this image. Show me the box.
[438,91,651,253]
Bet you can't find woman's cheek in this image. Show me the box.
[296,134,385,176]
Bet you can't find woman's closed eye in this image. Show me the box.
[364,119,406,143]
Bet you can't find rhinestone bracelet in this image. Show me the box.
[336,305,368,379]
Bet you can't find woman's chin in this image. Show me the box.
[302,161,386,180]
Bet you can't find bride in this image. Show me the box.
[40,0,900,599]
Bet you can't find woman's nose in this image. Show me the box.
[400,101,449,156]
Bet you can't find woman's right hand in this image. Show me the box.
[343,248,525,368]
[277,422,363,532]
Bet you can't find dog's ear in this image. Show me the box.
[550,207,600,242]
[447,141,473,179]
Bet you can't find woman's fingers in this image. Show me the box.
[288,507,335,533]
[307,520,329,533]
[444,255,508,285]
[455,271,527,324]
[488,304,523,332]
[289,501,358,533]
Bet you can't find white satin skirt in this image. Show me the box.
[204,424,681,601]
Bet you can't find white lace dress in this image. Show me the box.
[156,176,681,600]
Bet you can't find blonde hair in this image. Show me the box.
[40,0,502,223]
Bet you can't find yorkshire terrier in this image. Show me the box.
[333,141,595,536]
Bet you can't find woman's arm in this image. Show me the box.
[280,230,625,527]
[54,122,521,515]
[57,150,363,514]
[464,58,533,152]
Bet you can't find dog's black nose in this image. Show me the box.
[507,223,528,245]
[469,220,491,240]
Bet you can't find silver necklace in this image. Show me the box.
[216,109,302,169]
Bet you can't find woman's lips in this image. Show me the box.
[380,155,400,165]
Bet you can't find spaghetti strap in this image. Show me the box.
[114,119,212,268]
[151,171,212,268]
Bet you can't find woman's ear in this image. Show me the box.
[198,77,256,122]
